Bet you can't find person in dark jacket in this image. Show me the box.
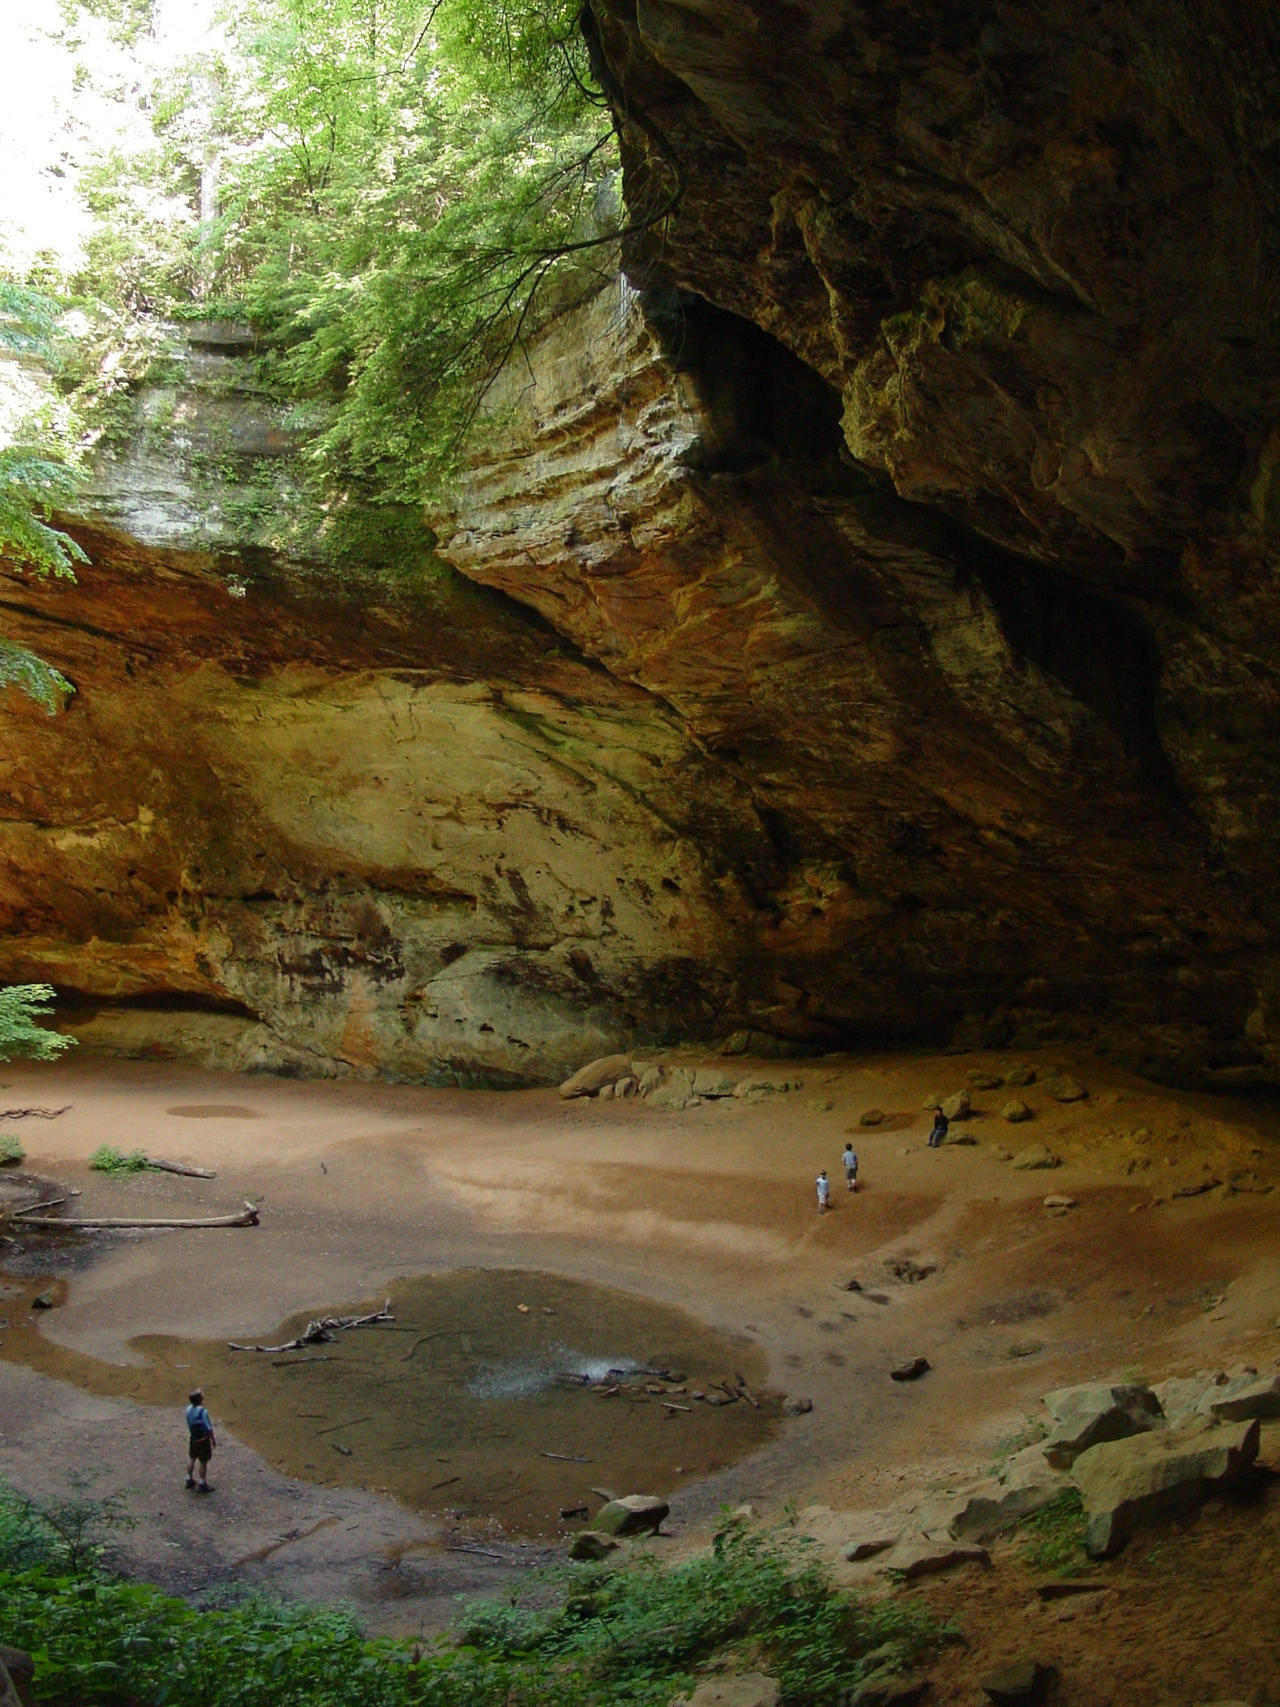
[185,1390,216,1491]
[927,1106,948,1148]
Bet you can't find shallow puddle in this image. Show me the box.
[1,1267,778,1537]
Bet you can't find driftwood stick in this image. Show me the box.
[5,1195,70,1218]
[444,1545,507,1561]
[15,1202,259,1230]
[734,1372,760,1409]
[142,1157,217,1179]
[229,1300,393,1354]
[316,1415,372,1436]
[401,1326,473,1361]
[662,1402,692,1413]
[541,1451,591,1464]
[0,1106,71,1120]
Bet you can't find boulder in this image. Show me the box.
[594,1494,670,1537]
[890,1357,931,1382]
[941,1089,971,1120]
[1045,1074,1088,1102]
[783,1394,813,1415]
[842,1536,897,1561]
[648,1068,697,1109]
[1041,1382,1163,1469]
[1042,1194,1077,1213]
[719,1031,751,1056]
[1002,1099,1033,1123]
[1151,1375,1213,1422]
[1071,1416,1260,1556]
[691,1068,738,1098]
[882,1539,989,1580]
[1004,1065,1038,1087]
[968,1071,1004,1089]
[559,1053,633,1098]
[636,1066,664,1096]
[848,1671,930,1707]
[569,1530,620,1561]
[948,1476,1064,1543]
[1204,1372,1280,1422]
[733,1077,784,1098]
[1011,1145,1060,1171]
[980,1658,1055,1705]
[860,1107,884,1126]
[678,1675,780,1707]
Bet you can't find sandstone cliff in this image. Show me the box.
[3,2,1279,1087]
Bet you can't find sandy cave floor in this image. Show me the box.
[0,1046,1278,1702]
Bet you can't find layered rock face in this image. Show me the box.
[4,3,1280,1086]
[440,0,1280,1083]
[0,331,771,1082]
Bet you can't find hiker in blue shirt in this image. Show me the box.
[185,1390,216,1492]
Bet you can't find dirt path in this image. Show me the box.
[1,1047,1277,1666]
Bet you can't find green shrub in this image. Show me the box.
[0,1130,24,1164]
[1010,1488,1089,1576]
[0,1503,950,1707]
[87,1145,150,1174]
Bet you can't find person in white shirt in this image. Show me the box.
[816,1169,831,1212]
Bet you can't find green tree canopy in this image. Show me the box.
[0,282,83,711]
[0,983,75,1063]
[72,0,634,554]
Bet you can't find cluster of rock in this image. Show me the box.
[559,1054,798,1112]
[922,1067,1088,1132]
[568,1493,670,1560]
[843,1368,1278,1574]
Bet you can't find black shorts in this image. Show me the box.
[189,1433,212,1463]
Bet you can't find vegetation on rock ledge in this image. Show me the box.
[0,1487,944,1707]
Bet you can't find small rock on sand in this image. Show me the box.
[1045,1073,1088,1102]
[890,1357,930,1382]
[1012,1145,1060,1171]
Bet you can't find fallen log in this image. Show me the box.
[3,1195,72,1220]
[13,1201,260,1230]
[229,1299,393,1353]
[141,1157,217,1179]
[0,1106,71,1120]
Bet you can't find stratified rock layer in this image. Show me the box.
[5,5,1280,1085]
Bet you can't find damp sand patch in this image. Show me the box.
[0,1267,778,1538]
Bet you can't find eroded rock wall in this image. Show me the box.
[0,521,775,1081]
[5,3,1280,1087]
